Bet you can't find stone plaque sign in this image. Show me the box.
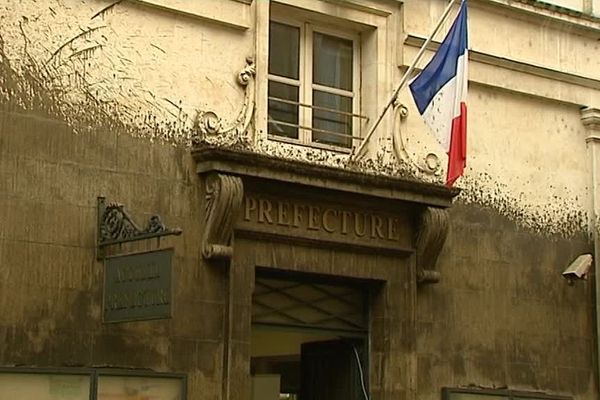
[238,193,412,251]
[103,249,173,323]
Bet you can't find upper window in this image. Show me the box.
[268,19,362,150]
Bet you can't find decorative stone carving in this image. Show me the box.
[203,173,244,260]
[415,206,449,284]
[391,100,442,178]
[195,57,256,143]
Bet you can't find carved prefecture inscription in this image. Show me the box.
[103,249,172,323]
[240,194,410,248]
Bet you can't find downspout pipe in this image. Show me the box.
[582,107,600,395]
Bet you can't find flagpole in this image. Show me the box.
[351,0,461,161]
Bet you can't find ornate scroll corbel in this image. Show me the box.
[195,57,256,143]
[391,99,443,179]
[415,206,450,285]
[203,173,244,261]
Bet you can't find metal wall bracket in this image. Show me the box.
[97,196,182,260]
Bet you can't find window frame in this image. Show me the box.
[0,367,187,400]
[267,14,362,152]
[443,387,573,400]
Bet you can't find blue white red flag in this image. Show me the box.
[409,0,468,187]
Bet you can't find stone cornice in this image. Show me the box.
[509,0,599,22]
[472,0,600,33]
[404,35,600,107]
[404,35,600,92]
[129,0,251,30]
[191,146,458,208]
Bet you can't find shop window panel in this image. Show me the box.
[98,375,183,400]
[0,372,90,400]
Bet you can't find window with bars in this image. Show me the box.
[268,19,364,150]
[252,276,368,335]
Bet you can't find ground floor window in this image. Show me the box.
[251,271,369,400]
[0,368,185,400]
[443,388,572,400]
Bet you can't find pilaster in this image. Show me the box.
[581,106,600,397]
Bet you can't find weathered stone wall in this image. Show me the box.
[0,107,224,399]
[417,204,597,399]
[1,0,599,399]
[1,0,598,236]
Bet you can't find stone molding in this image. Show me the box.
[194,147,457,283]
[192,146,458,208]
[202,172,244,260]
[405,35,600,92]
[473,0,600,31]
[132,0,252,30]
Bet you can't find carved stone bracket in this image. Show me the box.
[195,57,256,144]
[415,206,450,285]
[203,173,244,260]
[97,196,182,259]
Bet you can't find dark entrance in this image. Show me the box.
[301,339,366,400]
[250,271,369,400]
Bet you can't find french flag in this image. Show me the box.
[409,0,468,187]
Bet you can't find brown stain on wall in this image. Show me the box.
[0,98,224,398]
[458,172,588,238]
[417,203,596,399]
[0,11,596,400]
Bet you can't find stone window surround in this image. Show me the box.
[255,0,399,154]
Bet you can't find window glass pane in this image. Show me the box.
[312,90,352,148]
[269,22,300,79]
[97,375,182,400]
[313,33,353,91]
[268,81,299,139]
[0,373,90,400]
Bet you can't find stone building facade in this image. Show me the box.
[0,0,599,399]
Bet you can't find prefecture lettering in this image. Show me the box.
[243,196,402,242]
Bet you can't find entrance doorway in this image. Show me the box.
[250,271,369,400]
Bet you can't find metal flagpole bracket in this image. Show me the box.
[96,196,182,260]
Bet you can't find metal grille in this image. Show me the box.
[253,277,367,334]
[267,96,367,146]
